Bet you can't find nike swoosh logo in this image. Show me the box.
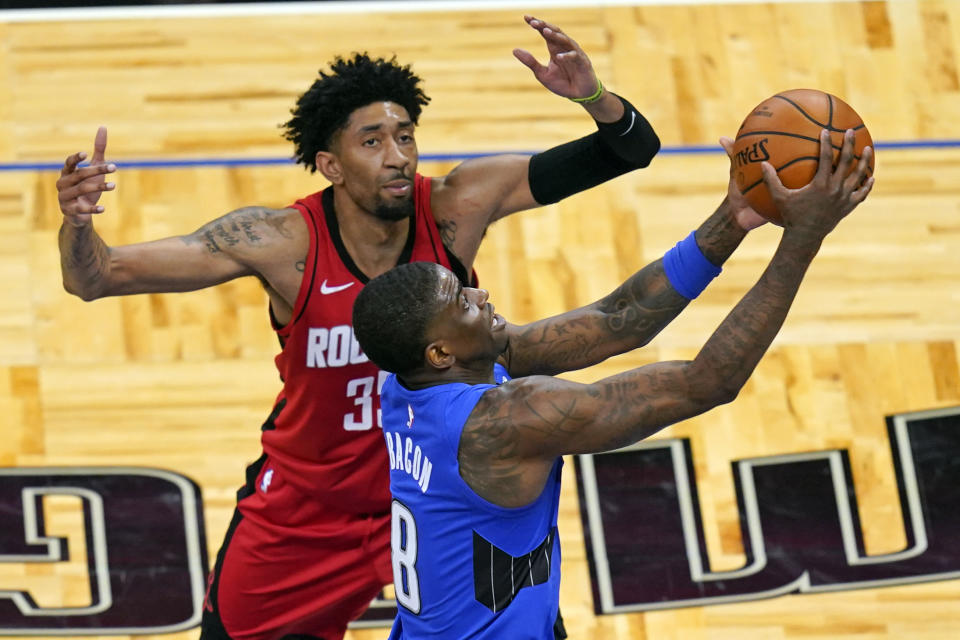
[320,280,355,295]
[619,110,637,136]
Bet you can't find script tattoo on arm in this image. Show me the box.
[695,198,748,265]
[182,207,279,255]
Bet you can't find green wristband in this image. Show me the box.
[570,77,604,104]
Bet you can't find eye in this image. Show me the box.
[362,138,379,147]
[399,133,414,144]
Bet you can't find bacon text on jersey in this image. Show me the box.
[385,432,433,494]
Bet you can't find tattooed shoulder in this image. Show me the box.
[435,218,458,248]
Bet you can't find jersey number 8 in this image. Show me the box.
[391,500,421,614]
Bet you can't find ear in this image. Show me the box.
[424,340,455,371]
[316,150,343,185]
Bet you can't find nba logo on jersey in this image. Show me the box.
[407,404,414,428]
[260,469,274,493]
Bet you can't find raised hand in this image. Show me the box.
[57,126,116,227]
[719,136,768,231]
[761,129,874,238]
[512,15,600,100]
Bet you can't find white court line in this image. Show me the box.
[0,0,869,24]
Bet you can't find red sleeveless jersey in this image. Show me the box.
[259,174,470,516]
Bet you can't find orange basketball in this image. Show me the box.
[732,89,875,223]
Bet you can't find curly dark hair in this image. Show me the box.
[281,52,431,172]
[353,262,447,375]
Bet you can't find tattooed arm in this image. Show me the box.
[59,206,298,299]
[462,229,819,506]
[57,129,307,301]
[460,129,874,508]
[500,196,749,378]
[498,132,777,377]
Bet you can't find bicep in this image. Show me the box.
[442,154,535,217]
[483,363,713,460]
[101,206,299,296]
[473,154,537,221]
[105,225,253,296]
[432,155,536,263]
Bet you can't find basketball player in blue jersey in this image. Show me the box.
[352,129,873,638]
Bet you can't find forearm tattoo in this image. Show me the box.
[695,235,820,392]
[695,200,748,265]
[508,260,688,376]
[596,261,689,337]
[59,223,110,296]
[508,201,755,377]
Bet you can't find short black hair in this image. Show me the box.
[353,262,447,374]
[281,52,431,172]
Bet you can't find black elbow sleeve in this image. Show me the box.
[527,94,660,205]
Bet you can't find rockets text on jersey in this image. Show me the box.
[306,324,368,368]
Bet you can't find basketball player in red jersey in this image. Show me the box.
[56,17,659,640]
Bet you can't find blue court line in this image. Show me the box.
[2,139,958,172]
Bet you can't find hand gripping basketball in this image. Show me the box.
[760,128,874,237]
[732,89,875,224]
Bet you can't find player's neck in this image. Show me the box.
[333,189,410,279]
[400,364,495,390]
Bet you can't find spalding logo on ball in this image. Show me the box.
[733,89,875,224]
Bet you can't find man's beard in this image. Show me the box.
[372,195,415,221]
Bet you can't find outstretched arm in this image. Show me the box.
[430,16,660,270]
[60,209,285,300]
[461,130,874,507]
[57,128,292,300]
[500,137,768,378]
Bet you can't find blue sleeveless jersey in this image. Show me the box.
[380,364,563,639]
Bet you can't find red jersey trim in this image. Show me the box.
[276,193,322,339]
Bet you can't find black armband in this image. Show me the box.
[595,94,660,167]
[528,94,660,205]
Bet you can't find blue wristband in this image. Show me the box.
[662,231,722,300]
